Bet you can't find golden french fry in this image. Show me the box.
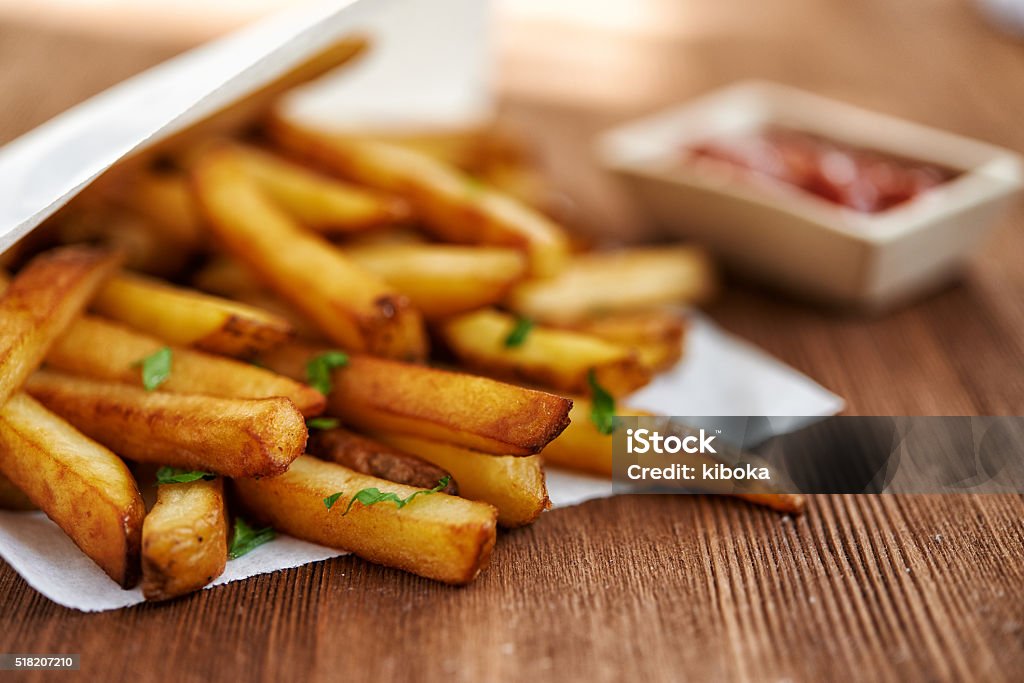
[506,247,716,323]
[189,259,328,342]
[542,400,806,514]
[234,145,410,232]
[540,398,648,477]
[46,316,325,417]
[26,370,307,478]
[0,471,35,511]
[232,455,497,584]
[0,246,120,406]
[55,210,192,278]
[92,271,294,357]
[345,244,528,318]
[267,120,569,278]
[0,393,144,587]
[119,172,205,250]
[568,310,688,372]
[142,477,228,601]
[308,427,457,493]
[258,343,573,456]
[374,433,548,528]
[439,309,651,397]
[191,146,427,361]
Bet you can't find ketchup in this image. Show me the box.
[685,127,959,213]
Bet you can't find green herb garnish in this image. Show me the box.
[587,369,616,435]
[307,416,341,430]
[324,476,452,516]
[134,346,172,391]
[503,316,535,348]
[305,350,349,395]
[155,466,215,485]
[228,518,275,560]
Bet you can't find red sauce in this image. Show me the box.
[685,127,960,213]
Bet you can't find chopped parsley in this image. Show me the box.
[306,416,341,430]
[134,346,172,391]
[155,467,215,485]
[503,316,535,348]
[587,369,616,435]
[305,350,349,395]
[323,476,452,516]
[228,518,275,560]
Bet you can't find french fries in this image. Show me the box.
[566,310,688,372]
[0,246,120,405]
[0,471,35,511]
[542,399,806,515]
[541,398,648,477]
[142,477,228,601]
[506,247,716,323]
[46,316,325,416]
[191,146,428,361]
[345,244,528,318]
[55,211,192,278]
[439,309,652,397]
[117,172,204,250]
[0,393,144,587]
[232,455,497,584]
[259,343,573,456]
[234,145,411,232]
[92,271,294,357]
[267,119,570,278]
[308,426,457,493]
[375,433,548,528]
[25,370,307,478]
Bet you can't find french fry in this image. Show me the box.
[540,398,648,477]
[506,247,716,323]
[191,146,427,361]
[0,471,35,511]
[234,145,411,232]
[232,455,497,584]
[46,316,325,416]
[190,259,327,342]
[55,210,192,278]
[542,400,806,515]
[374,433,548,528]
[439,309,651,397]
[258,343,573,456]
[25,370,307,478]
[308,426,457,493]
[0,393,144,587]
[92,271,294,357]
[0,246,120,406]
[345,244,528,318]
[567,310,688,372]
[118,171,204,250]
[267,120,570,278]
[142,477,228,601]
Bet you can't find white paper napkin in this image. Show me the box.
[0,314,842,611]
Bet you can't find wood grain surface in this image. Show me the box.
[1,1,1023,681]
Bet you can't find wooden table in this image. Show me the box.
[1,1,1022,681]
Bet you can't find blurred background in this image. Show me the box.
[1,0,1023,412]
[2,0,1021,241]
